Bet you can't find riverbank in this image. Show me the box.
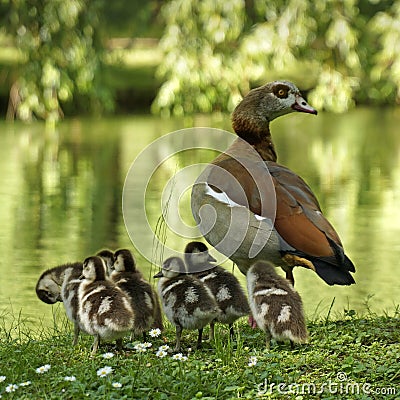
[1,308,398,399]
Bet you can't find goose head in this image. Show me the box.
[154,257,186,279]
[184,241,217,273]
[113,249,136,273]
[36,277,62,304]
[232,81,317,142]
[81,256,107,282]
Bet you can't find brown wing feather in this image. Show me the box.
[211,157,342,258]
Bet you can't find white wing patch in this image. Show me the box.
[98,296,112,314]
[185,287,199,303]
[216,285,231,301]
[254,288,288,297]
[277,305,291,323]
[205,184,243,208]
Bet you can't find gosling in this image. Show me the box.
[247,261,308,349]
[184,241,250,340]
[96,249,115,275]
[110,248,163,340]
[78,256,134,355]
[154,257,219,351]
[36,262,83,345]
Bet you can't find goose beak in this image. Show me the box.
[153,271,163,279]
[292,95,317,115]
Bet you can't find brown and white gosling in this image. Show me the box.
[96,249,115,275]
[184,241,250,340]
[110,248,163,340]
[36,262,83,345]
[78,256,135,355]
[154,257,219,351]
[246,261,308,349]
[36,262,82,304]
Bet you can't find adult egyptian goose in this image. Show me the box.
[184,241,250,339]
[191,81,355,286]
[154,257,219,351]
[247,261,308,349]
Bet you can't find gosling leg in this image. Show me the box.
[91,335,100,355]
[73,323,80,346]
[174,324,182,352]
[265,331,272,350]
[229,323,235,339]
[209,320,215,341]
[196,328,203,349]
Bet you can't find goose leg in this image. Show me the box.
[174,324,182,352]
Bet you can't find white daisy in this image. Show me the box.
[143,342,152,348]
[5,384,18,393]
[102,352,114,359]
[158,344,170,352]
[0,376,6,382]
[248,356,258,367]
[156,350,167,358]
[112,382,122,388]
[64,376,76,382]
[19,381,31,386]
[149,328,161,337]
[97,366,113,378]
[36,364,51,374]
[172,353,188,361]
[134,343,147,352]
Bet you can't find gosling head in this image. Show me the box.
[81,256,107,282]
[184,241,216,273]
[96,249,115,274]
[36,277,62,304]
[154,257,186,279]
[113,249,136,273]
[232,81,317,142]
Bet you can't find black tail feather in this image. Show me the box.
[313,259,356,286]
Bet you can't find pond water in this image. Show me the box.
[0,108,399,332]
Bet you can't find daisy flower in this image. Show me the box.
[102,352,114,359]
[36,364,51,374]
[97,366,113,378]
[112,382,122,388]
[248,356,258,367]
[0,376,6,382]
[149,328,161,337]
[158,344,169,352]
[156,350,167,358]
[172,353,188,361]
[5,384,18,393]
[19,381,31,386]
[134,343,147,352]
[143,342,152,348]
[64,376,76,382]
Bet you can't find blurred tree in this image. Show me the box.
[153,0,400,115]
[1,0,113,123]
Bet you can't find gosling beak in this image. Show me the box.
[292,95,317,115]
[153,271,163,279]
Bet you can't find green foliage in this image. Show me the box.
[1,0,113,122]
[154,0,400,115]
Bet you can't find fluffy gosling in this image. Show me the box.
[184,241,250,339]
[154,257,219,351]
[110,249,163,340]
[247,261,308,349]
[78,256,135,355]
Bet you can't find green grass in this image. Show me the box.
[1,307,399,399]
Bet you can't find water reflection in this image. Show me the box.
[0,109,399,331]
